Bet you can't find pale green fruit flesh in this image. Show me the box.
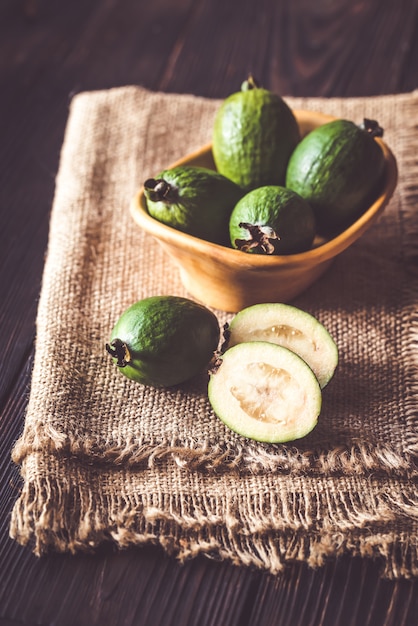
[208,342,322,443]
[225,303,338,388]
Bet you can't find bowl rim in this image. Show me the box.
[130,110,398,269]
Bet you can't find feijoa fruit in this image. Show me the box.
[106,295,220,387]
[285,118,386,236]
[212,76,300,191]
[144,165,243,246]
[229,186,315,255]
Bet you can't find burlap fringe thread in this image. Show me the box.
[10,428,418,477]
[10,454,418,579]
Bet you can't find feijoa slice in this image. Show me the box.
[224,303,338,388]
[208,341,322,443]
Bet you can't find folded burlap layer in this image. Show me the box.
[10,452,418,578]
[10,86,418,577]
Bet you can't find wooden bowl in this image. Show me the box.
[130,110,398,312]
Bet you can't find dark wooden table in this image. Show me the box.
[1,1,417,624]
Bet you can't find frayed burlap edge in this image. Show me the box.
[10,452,418,579]
[11,429,418,477]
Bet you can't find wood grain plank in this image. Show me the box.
[0,0,197,401]
[241,556,418,626]
[269,0,418,97]
[155,0,418,97]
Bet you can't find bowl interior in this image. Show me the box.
[130,110,398,310]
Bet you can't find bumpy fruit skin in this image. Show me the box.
[212,82,300,191]
[107,296,220,387]
[144,165,243,246]
[285,119,386,236]
[229,186,315,255]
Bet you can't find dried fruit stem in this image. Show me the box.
[359,118,384,138]
[241,75,260,91]
[235,222,280,254]
[106,339,131,368]
[144,178,176,203]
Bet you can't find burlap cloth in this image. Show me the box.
[10,86,418,579]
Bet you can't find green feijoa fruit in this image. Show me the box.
[224,303,338,388]
[229,185,315,255]
[106,295,220,387]
[208,341,322,443]
[285,118,386,236]
[212,76,300,191]
[144,165,243,246]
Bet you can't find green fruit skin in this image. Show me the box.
[229,186,316,255]
[208,342,322,444]
[109,296,220,387]
[144,166,243,246]
[285,119,386,236]
[225,302,339,389]
[212,88,300,191]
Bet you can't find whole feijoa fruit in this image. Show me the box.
[208,341,322,443]
[229,185,315,255]
[224,302,338,388]
[212,76,300,191]
[285,118,386,236]
[106,296,220,387]
[144,165,243,246]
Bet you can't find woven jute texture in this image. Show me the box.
[10,86,418,578]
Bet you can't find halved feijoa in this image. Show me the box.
[208,341,322,443]
[224,303,338,388]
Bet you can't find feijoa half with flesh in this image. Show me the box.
[229,185,315,255]
[106,295,220,387]
[144,165,243,246]
[208,341,322,443]
[224,303,338,388]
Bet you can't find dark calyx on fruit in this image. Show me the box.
[234,222,280,254]
[144,178,177,203]
[106,338,131,367]
[359,118,384,137]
